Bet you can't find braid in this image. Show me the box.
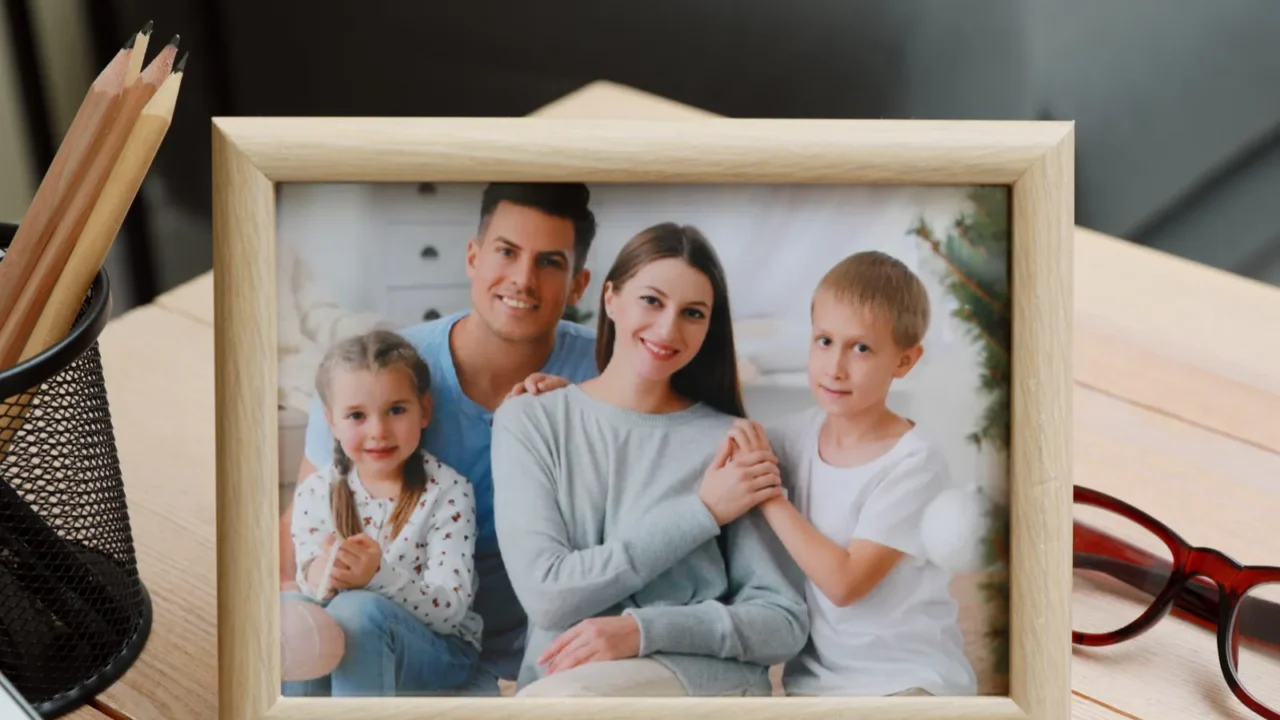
[330,438,362,539]
[387,450,427,541]
[333,437,352,477]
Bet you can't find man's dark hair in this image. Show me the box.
[478,183,597,273]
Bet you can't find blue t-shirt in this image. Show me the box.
[303,310,599,676]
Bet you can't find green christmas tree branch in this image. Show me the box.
[909,222,1008,318]
[907,187,1012,678]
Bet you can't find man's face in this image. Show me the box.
[465,200,591,343]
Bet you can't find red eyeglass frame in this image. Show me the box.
[1073,484,1280,719]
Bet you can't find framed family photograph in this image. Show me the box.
[212,115,1072,720]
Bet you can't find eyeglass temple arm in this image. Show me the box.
[1075,523,1280,650]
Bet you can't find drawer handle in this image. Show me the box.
[423,308,441,321]
[420,245,439,259]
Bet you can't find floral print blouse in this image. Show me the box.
[291,450,483,650]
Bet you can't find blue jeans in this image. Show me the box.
[280,590,500,697]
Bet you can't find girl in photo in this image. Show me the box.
[283,329,484,697]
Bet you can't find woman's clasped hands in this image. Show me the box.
[699,418,783,525]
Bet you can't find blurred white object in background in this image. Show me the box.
[733,316,811,375]
[921,485,993,573]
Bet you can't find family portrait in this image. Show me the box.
[269,179,1013,701]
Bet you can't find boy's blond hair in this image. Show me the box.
[815,250,931,349]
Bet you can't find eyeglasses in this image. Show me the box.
[1072,485,1280,719]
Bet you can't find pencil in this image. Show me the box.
[0,35,179,371]
[125,20,154,87]
[0,54,187,460]
[0,36,133,344]
[24,55,186,362]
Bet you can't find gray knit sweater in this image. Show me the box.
[490,385,809,696]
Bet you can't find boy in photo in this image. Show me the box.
[735,250,977,697]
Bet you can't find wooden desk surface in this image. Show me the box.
[81,81,1280,720]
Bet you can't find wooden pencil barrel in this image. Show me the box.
[0,222,152,719]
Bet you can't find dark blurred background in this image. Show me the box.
[2,0,1278,314]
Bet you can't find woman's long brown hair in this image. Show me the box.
[595,222,746,418]
[314,330,432,542]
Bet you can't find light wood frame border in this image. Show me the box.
[212,116,1073,720]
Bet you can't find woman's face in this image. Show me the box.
[604,257,715,382]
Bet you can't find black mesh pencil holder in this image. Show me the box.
[0,222,151,718]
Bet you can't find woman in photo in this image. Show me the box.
[490,222,809,697]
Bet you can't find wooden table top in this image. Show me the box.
[77,81,1280,720]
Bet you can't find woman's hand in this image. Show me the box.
[537,615,642,675]
[726,418,772,458]
[505,372,571,400]
[699,434,782,525]
[327,534,382,590]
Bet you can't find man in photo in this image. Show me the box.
[281,181,601,695]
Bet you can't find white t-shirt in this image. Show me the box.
[767,407,977,697]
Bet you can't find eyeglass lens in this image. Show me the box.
[1073,502,1176,635]
[1233,581,1280,714]
[1074,500,1280,716]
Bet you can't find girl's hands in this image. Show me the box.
[505,372,571,400]
[327,534,382,590]
[699,432,782,526]
[305,533,340,599]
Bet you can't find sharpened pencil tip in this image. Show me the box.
[174,52,188,74]
[125,20,153,49]
[167,34,180,49]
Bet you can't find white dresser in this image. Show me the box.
[366,183,488,328]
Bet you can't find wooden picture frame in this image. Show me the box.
[212,116,1073,720]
